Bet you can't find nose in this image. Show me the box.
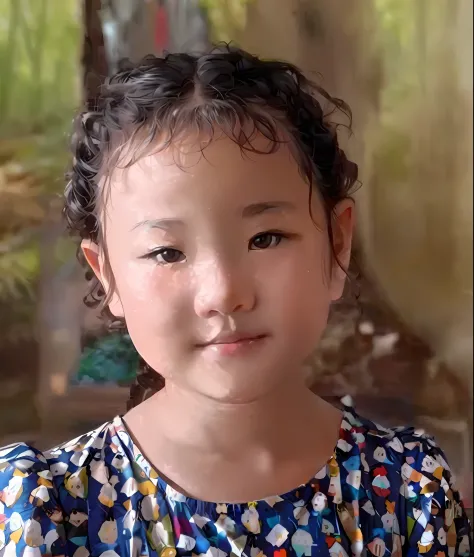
[193,257,256,318]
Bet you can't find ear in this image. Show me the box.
[81,240,124,318]
[81,240,101,279]
[329,198,355,301]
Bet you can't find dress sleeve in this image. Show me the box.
[0,442,66,556]
[400,431,473,556]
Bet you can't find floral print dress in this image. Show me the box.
[0,405,471,556]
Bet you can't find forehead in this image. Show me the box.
[106,134,310,210]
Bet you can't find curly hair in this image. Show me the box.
[64,44,358,408]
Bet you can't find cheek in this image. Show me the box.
[112,261,190,330]
[285,276,331,341]
[261,241,331,308]
[262,246,331,340]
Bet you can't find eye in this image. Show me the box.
[146,247,185,264]
[249,232,285,250]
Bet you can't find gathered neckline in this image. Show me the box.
[113,407,350,507]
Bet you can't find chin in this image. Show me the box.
[187,363,287,404]
[197,386,273,404]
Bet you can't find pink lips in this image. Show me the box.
[197,333,267,357]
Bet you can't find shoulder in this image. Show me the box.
[0,441,52,505]
[341,404,451,471]
[0,441,63,552]
[43,420,117,483]
[42,418,131,509]
[339,405,472,555]
[0,419,120,554]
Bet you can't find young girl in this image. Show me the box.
[0,46,471,557]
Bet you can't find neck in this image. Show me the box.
[124,374,343,502]
[133,374,335,459]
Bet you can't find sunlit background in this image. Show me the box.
[0,0,472,512]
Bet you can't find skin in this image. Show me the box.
[83,132,355,503]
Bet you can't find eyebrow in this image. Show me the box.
[242,201,296,218]
[132,201,296,231]
[131,218,184,231]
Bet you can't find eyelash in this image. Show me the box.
[143,231,290,265]
[248,231,288,250]
[142,247,185,265]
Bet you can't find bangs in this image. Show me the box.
[99,97,315,203]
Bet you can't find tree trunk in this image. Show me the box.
[83,0,108,108]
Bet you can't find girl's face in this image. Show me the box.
[84,134,353,402]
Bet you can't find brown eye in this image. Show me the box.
[249,232,284,250]
[153,248,185,264]
[157,249,184,264]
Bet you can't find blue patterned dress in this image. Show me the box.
[0,405,471,556]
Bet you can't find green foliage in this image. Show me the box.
[373,0,422,114]
[0,0,81,136]
[200,0,254,42]
[75,334,139,386]
[0,133,76,346]
[372,125,412,184]
[0,0,81,344]
[0,242,39,299]
[375,0,416,51]
[369,0,428,190]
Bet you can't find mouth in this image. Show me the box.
[196,333,268,356]
[198,333,267,346]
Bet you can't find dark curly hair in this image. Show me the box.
[64,45,358,409]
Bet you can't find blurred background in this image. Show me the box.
[0,0,472,511]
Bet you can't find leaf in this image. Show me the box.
[75,333,139,385]
[0,243,39,301]
[200,0,254,42]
